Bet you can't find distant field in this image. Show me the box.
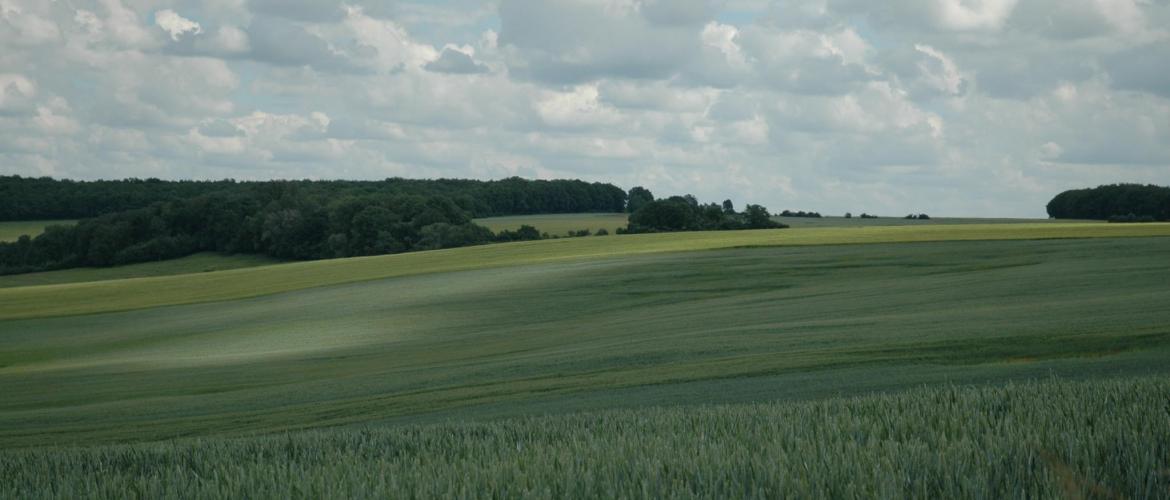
[474,213,629,235]
[2,222,1167,320]
[0,220,75,242]
[0,253,282,289]
[773,215,1098,227]
[2,376,1166,498]
[3,234,1170,447]
[474,213,1098,232]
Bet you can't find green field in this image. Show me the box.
[3,376,1166,498]
[3,228,1170,446]
[0,253,282,289]
[474,212,630,235]
[773,215,1098,227]
[3,222,1167,320]
[0,220,75,242]
[3,223,1169,496]
[473,212,1098,233]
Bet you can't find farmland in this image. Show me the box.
[3,376,1166,498]
[2,222,1169,496]
[472,212,1098,233]
[0,253,282,289]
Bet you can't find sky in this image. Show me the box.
[1,0,1168,217]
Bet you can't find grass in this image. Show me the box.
[472,212,1098,233]
[1,376,1167,498]
[0,253,282,289]
[475,213,630,236]
[2,235,1170,448]
[2,222,1168,320]
[774,215,1099,227]
[0,220,76,243]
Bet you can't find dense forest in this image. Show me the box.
[0,179,788,275]
[0,176,627,221]
[1047,184,1170,221]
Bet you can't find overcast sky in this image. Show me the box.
[1,0,1168,216]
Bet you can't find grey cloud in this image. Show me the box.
[245,18,358,71]
[1105,41,1170,98]
[2,0,1168,218]
[425,48,489,74]
[198,119,245,137]
[640,0,716,26]
[498,0,703,83]
[972,53,1094,99]
[248,0,345,22]
[1004,0,1113,40]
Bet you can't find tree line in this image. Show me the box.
[0,176,627,221]
[0,180,788,275]
[1047,184,1170,221]
[621,188,786,233]
[0,187,521,274]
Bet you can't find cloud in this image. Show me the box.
[0,0,1166,217]
[498,0,708,83]
[425,47,489,74]
[245,17,357,71]
[1105,41,1170,98]
[154,10,202,41]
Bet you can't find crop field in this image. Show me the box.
[2,227,1169,447]
[2,223,1169,497]
[2,376,1167,498]
[472,212,1098,233]
[773,215,1098,228]
[0,253,282,289]
[0,220,76,243]
[474,213,630,235]
[2,222,1166,320]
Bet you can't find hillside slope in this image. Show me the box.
[2,234,1169,447]
[3,222,1168,320]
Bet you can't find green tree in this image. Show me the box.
[627,186,654,213]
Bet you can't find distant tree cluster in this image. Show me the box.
[779,210,822,218]
[859,213,880,219]
[904,214,931,220]
[0,176,627,221]
[621,188,786,233]
[1047,184,1170,221]
[0,187,537,274]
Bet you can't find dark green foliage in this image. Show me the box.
[844,212,852,218]
[1047,183,1170,220]
[860,213,879,219]
[0,190,492,274]
[0,176,627,221]
[0,176,630,274]
[721,199,735,214]
[594,228,609,236]
[905,213,931,220]
[626,186,654,213]
[627,197,785,233]
[494,224,543,242]
[628,198,699,232]
[780,209,822,218]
